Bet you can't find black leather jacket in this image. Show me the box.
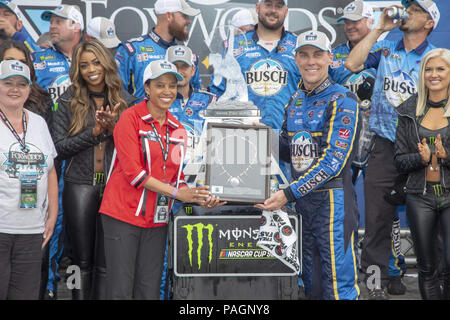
[51,85,138,185]
[394,94,450,194]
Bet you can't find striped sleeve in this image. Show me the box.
[114,109,150,189]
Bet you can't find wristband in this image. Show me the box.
[171,187,179,199]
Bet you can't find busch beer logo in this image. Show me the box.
[291,131,319,173]
[49,74,71,104]
[383,70,417,107]
[245,59,288,96]
[182,223,214,270]
[297,169,330,195]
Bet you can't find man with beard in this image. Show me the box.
[345,0,439,300]
[0,1,39,52]
[115,0,202,100]
[209,0,301,131]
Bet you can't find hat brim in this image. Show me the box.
[99,37,121,49]
[169,58,193,66]
[180,7,200,17]
[41,10,57,21]
[0,3,17,17]
[0,73,31,84]
[294,43,331,53]
[144,71,184,85]
[337,13,365,22]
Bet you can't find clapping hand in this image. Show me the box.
[96,103,120,134]
[435,134,447,159]
[418,138,431,165]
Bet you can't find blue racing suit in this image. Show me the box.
[281,77,361,300]
[330,41,406,278]
[13,28,40,53]
[115,28,202,100]
[32,47,72,103]
[209,24,301,131]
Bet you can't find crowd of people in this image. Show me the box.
[0,0,448,301]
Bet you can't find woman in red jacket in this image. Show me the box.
[99,60,224,299]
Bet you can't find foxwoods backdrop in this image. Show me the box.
[15,0,450,226]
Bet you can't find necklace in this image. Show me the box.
[212,134,258,187]
[429,164,440,171]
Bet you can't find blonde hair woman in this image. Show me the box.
[394,48,450,299]
[51,39,138,300]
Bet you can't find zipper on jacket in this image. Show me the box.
[402,112,427,195]
[65,157,74,176]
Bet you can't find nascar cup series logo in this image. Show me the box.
[383,70,417,107]
[291,131,319,173]
[245,59,288,97]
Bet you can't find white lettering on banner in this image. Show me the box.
[81,0,107,26]
[110,6,149,36]
[219,227,260,241]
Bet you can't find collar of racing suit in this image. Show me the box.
[252,24,288,53]
[298,76,334,97]
[149,28,178,49]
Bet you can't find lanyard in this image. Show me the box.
[150,122,170,180]
[0,108,28,153]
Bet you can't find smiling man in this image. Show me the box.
[256,30,361,300]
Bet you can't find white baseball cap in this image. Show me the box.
[294,30,332,53]
[154,0,200,17]
[166,45,194,66]
[87,17,120,49]
[0,1,22,20]
[41,5,84,31]
[143,60,184,86]
[231,9,256,28]
[401,0,440,29]
[0,60,31,84]
[337,0,373,23]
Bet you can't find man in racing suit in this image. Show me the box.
[209,0,300,131]
[331,0,407,296]
[167,45,217,165]
[115,0,202,100]
[257,30,361,300]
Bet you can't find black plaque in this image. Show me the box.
[174,215,301,277]
[205,123,271,204]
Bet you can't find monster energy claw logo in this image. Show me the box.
[182,223,214,270]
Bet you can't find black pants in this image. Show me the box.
[0,233,43,300]
[63,181,106,300]
[406,184,450,300]
[102,214,167,300]
[361,136,399,287]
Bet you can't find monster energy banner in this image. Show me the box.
[174,215,300,277]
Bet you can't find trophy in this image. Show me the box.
[182,25,289,204]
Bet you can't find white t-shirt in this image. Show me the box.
[0,110,57,234]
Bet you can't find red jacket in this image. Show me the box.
[100,100,187,228]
